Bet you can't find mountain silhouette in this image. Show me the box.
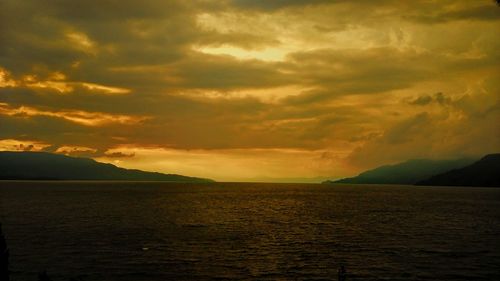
[416,153,500,187]
[0,151,213,182]
[324,158,476,185]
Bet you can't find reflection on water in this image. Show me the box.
[0,182,499,280]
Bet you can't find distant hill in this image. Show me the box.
[324,158,476,185]
[0,151,213,182]
[416,154,500,187]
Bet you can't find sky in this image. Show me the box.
[0,0,499,182]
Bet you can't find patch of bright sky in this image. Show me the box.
[66,31,97,54]
[179,85,311,102]
[195,45,290,61]
[194,11,417,62]
[97,146,353,182]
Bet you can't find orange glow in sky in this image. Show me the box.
[0,1,499,181]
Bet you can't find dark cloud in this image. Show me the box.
[230,0,333,11]
[281,48,437,104]
[42,0,186,21]
[384,113,430,145]
[409,95,433,106]
[407,3,500,24]
[172,54,292,90]
[409,92,451,106]
[348,91,500,170]
[104,151,135,158]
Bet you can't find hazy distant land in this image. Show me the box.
[0,151,213,183]
[324,153,500,187]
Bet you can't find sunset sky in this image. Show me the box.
[0,0,499,182]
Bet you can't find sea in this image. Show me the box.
[0,182,499,281]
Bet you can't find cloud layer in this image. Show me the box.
[1,0,499,181]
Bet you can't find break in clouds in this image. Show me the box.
[0,0,499,181]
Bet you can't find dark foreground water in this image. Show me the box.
[0,182,499,281]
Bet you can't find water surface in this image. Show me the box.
[0,182,499,280]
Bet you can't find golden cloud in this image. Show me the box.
[0,139,51,152]
[0,103,148,127]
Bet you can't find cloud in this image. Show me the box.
[0,139,51,152]
[169,53,293,90]
[347,85,500,169]
[0,102,148,127]
[409,92,452,106]
[0,67,130,95]
[0,0,499,180]
[230,0,333,11]
[407,2,500,24]
[104,150,135,158]
[55,145,97,157]
[409,95,433,106]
